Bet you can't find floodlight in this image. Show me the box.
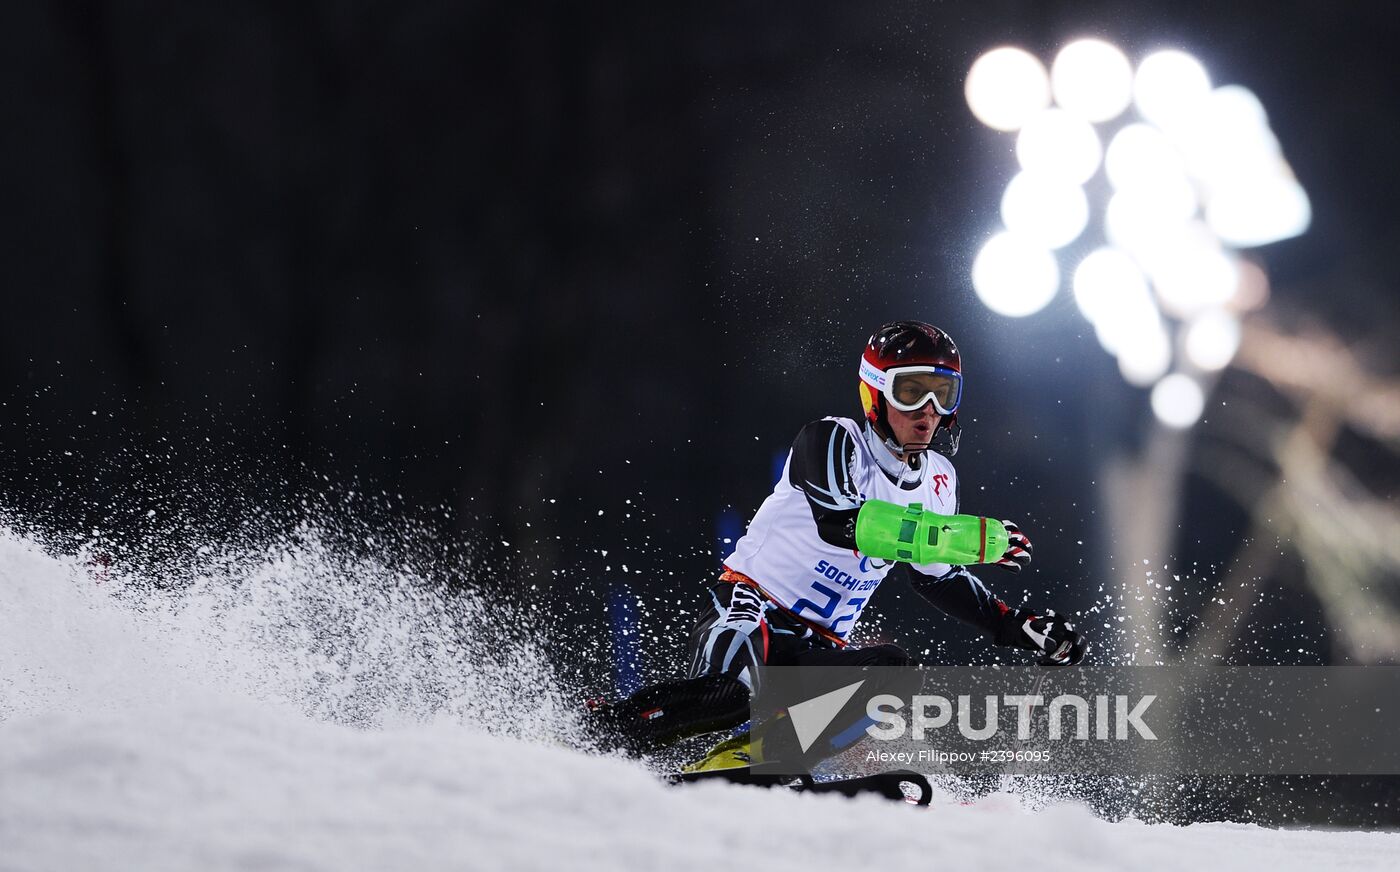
[1206,172,1311,247]
[1051,39,1134,122]
[1105,123,1188,192]
[1072,246,1150,326]
[1134,50,1211,131]
[1139,221,1238,317]
[971,232,1060,317]
[1001,171,1090,249]
[1103,185,1197,263]
[1075,247,1163,365]
[1093,282,1162,358]
[1150,372,1206,428]
[966,47,1052,132]
[965,40,1304,429]
[1117,325,1173,387]
[1184,310,1242,371]
[1016,108,1103,184]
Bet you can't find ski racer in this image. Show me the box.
[588,320,1087,771]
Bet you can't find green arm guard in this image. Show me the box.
[853,499,1009,565]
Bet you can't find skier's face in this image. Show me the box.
[887,400,941,452]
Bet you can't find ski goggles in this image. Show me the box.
[859,359,962,415]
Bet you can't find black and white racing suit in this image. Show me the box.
[593,416,1020,757]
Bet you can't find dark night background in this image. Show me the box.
[3,0,1399,824]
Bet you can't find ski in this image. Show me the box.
[665,767,933,806]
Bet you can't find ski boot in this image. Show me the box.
[581,674,750,757]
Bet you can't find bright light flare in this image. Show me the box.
[1051,39,1134,122]
[1104,184,1198,261]
[1072,247,1169,383]
[1184,310,1242,371]
[961,41,1301,406]
[1117,325,1173,387]
[1142,221,1239,317]
[1151,373,1207,428]
[1105,123,1189,191]
[971,232,1060,317]
[966,47,1052,132]
[1209,84,1268,128]
[1172,86,1280,185]
[1000,172,1090,249]
[1016,108,1103,184]
[1072,246,1149,327]
[1207,171,1312,247]
[1134,50,1211,130]
[1146,84,1310,247]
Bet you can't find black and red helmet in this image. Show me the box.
[858,320,963,456]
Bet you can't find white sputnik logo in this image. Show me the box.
[788,680,866,753]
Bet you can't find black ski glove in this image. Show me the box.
[996,608,1088,667]
[993,521,1032,573]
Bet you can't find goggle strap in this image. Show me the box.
[858,358,887,390]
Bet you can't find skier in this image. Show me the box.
[587,320,1087,772]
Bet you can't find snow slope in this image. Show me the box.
[2,530,1396,872]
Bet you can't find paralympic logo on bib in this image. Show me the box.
[858,555,890,573]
